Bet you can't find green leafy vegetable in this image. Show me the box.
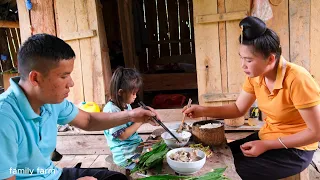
[138,167,230,180]
[131,140,169,174]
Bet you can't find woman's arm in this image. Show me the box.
[241,104,320,157]
[184,90,256,119]
[267,104,320,149]
[117,122,143,140]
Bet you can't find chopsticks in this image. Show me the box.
[138,101,181,143]
[178,98,192,133]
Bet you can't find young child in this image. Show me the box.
[103,67,144,167]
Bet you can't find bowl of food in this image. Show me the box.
[192,120,226,146]
[161,130,191,148]
[166,147,206,175]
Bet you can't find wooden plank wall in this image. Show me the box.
[310,0,320,84]
[194,0,320,107]
[289,0,310,70]
[55,0,85,104]
[225,0,250,95]
[55,0,109,104]
[193,0,221,106]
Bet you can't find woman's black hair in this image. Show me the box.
[239,16,282,60]
[109,67,142,111]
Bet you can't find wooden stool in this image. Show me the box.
[281,167,309,180]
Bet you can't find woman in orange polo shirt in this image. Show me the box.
[184,16,320,179]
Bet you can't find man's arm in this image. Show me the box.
[69,107,156,131]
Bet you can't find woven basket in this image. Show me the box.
[224,116,245,127]
[192,120,226,146]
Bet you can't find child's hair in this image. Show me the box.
[109,67,142,111]
[18,34,75,81]
[239,16,282,61]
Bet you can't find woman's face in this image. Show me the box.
[239,44,270,78]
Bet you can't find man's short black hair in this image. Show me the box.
[18,34,75,80]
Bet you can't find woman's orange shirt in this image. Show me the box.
[243,56,320,150]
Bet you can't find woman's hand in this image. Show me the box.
[77,176,97,180]
[182,105,205,118]
[240,140,271,157]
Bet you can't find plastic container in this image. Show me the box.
[248,101,260,126]
[79,102,100,112]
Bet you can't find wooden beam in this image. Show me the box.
[60,30,97,41]
[143,73,198,91]
[196,11,247,24]
[202,93,239,102]
[118,0,139,68]
[17,0,32,43]
[0,21,19,28]
[218,0,229,106]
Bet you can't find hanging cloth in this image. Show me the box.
[251,0,273,22]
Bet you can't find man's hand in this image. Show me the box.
[240,140,271,157]
[77,176,97,180]
[182,105,205,118]
[129,107,160,126]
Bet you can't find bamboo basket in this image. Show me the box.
[224,116,245,127]
[192,120,226,146]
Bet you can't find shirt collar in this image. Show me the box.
[274,56,287,90]
[9,77,41,120]
[256,56,287,89]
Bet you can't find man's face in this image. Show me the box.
[37,59,75,104]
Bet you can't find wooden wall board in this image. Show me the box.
[193,0,221,106]
[30,0,56,36]
[16,0,32,43]
[289,0,311,70]
[55,0,85,104]
[54,0,108,104]
[87,0,109,104]
[266,0,290,60]
[75,0,95,103]
[225,0,250,95]
[310,0,320,84]
[95,0,112,98]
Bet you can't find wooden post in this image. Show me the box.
[117,0,139,69]
[16,0,32,43]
